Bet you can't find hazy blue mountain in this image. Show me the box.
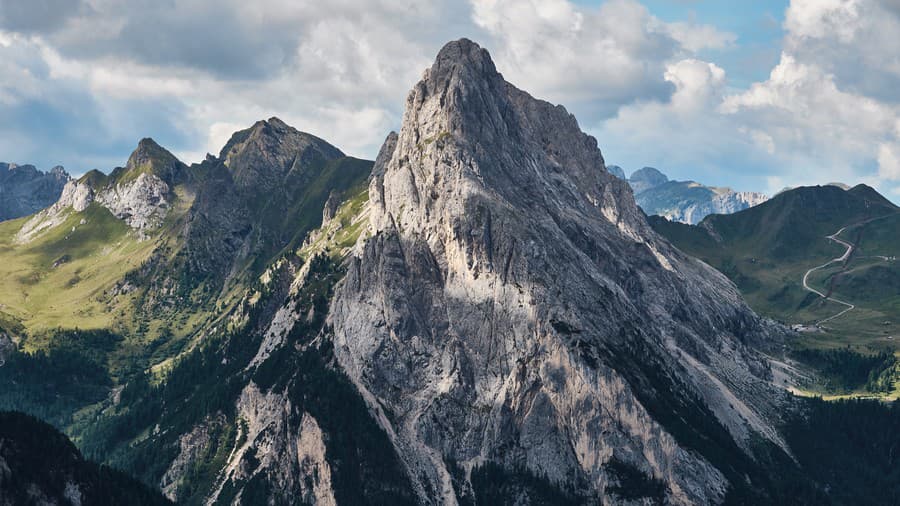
[0,163,69,221]
[611,165,768,224]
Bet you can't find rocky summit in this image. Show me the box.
[328,39,790,504]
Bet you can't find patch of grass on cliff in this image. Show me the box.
[300,184,370,259]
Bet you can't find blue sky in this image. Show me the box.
[637,0,788,85]
[0,0,898,199]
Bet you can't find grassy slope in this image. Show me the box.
[0,204,157,339]
[651,185,900,397]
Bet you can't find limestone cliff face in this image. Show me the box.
[329,39,789,504]
[93,138,185,230]
[94,172,172,230]
[15,179,95,243]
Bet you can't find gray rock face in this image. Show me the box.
[0,163,69,222]
[221,117,344,193]
[179,117,357,287]
[709,190,768,217]
[159,414,227,502]
[203,383,337,506]
[95,172,172,230]
[15,179,95,243]
[329,39,789,505]
[633,178,769,225]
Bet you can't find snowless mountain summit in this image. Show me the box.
[327,38,791,504]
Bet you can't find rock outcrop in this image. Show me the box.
[95,172,172,230]
[14,139,183,243]
[0,163,69,222]
[328,39,789,504]
[15,179,94,243]
[176,117,369,288]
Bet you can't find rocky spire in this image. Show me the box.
[119,137,186,187]
[330,39,789,504]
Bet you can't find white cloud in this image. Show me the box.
[784,0,900,101]
[784,0,861,41]
[469,0,735,116]
[664,59,726,111]
[0,0,742,172]
[722,53,898,159]
[0,0,898,205]
[878,143,900,180]
[663,21,737,52]
[598,0,900,199]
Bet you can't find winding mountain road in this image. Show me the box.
[801,226,856,324]
[801,212,899,324]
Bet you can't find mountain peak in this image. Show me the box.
[337,39,789,504]
[409,38,507,136]
[217,118,344,191]
[48,165,69,179]
[125,138,183,182]
[266,116,288,128]
[374,38,637,235]
[247,117,290,137]
[606,164,627,179]
[0,162,70,220]
[630,166,668,182]
[430,38,498,78]
[629,167,669,194]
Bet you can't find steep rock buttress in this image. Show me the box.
[329,39,790,505]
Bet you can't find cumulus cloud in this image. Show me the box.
[470,0,735,117]
[0,0,898,203]
[0,29,189,171]
[0,0,735,173]
[784,0,900,102]
[0,1,474,168]
[722,53,898,160]
[879,143,900,181]
[595,57,777,192]
[722,0,900,193]
[599,0,900,198]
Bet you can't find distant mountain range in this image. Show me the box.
[608,165,768,224]
[0,163,69,221]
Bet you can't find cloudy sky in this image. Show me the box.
[1,0,899,198]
